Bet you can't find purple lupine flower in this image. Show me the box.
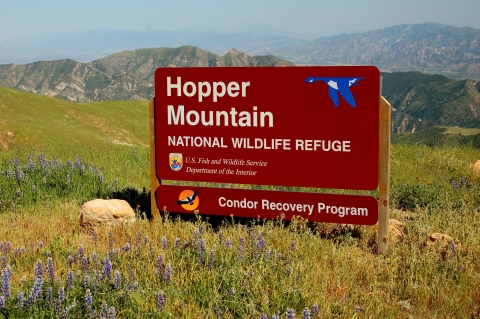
[78,245,84,257]
[302,308,311,319]
[198,238,206,263]
[45,286,53,306]
[34,260,44,277]
[156,254,165,276]
[272,315,280,319]
[157,291,165,309]
[23,275,44,309]
[0,257,5,269]
[58,286,65,304]
[108,306,116,319]
[83,274,91,288]
[163,264,172,283]
[0,295,4,308]
[225,238,232,248]
[85,289,93,311]
[46,257,55,283]
[174,238,180,248]
[238,238,245,260]
[16,291,24,307]
[312,304,319,316]
[161,236,168,250]
[1,265,12,300]
[123,243,132,252]
[27,155,36,170]
[128,281,139,291]
[62,302,76,319]
[109,248,120,257]
[193,229,199,240]
[81,256,89,271]
[260,314,268,319]
[101,301,109,318]
[98,173,104,183]
[66,270,74,290]
[218,231,223,245]
[286,308,295,319]
[103,257,112,279]
[289,241,297,251]
[113,271,121,289]
[199,225,204,235]
[16,167,24,182]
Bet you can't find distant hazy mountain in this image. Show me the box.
[0,46,293,102]
[258,22,480,80]
[1,23,479,79]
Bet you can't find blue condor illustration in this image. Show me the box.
[304,76,363,108]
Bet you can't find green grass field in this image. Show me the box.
[0,87,479,318]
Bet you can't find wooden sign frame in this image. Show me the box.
[149,87,391,254]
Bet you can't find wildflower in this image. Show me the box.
[23,275,44,309]
[302,308,311,319]
[114,270,122,289]
[46,257,55,282]
[260,314,268,319]
[16,167,24,182]
[16,291,24,307]
[78,245,84,257]
[103,257,113,279]
[225,238,232,248]
[157,291,165,309]
[1,265,12,300]
[289,241,297,251]
[0,295,4,308]
[219,231,223,244]
[45,286,53,306]
[161,236,168,250]
[228,287,236,296]
[85,289,93,310]
[156,254,165,276]
[198,238,206,263]
[27,155,36,170]
[34,260,44,277]
[174,238,180,248]
[312,304,319,316]
[66,270,74,290]
[100,301,109,318]
[99,173,104,183]
[58,286,65,304]
[123,243,132,252]
[238,237,245,260]
[286,308,295,319]
[62,302,76,319]
[163,264,172,283]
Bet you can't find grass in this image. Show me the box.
[0,142,479,318]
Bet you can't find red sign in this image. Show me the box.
[155,185,378,225]
[155,66,380,190]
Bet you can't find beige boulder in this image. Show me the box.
[79,199,135,228]
[426,232,453,248]
[388,219,405,241]
[471,160,480,174]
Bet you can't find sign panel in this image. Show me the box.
[155,185,378,225]
[155,66,380,190]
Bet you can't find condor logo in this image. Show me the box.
[305,77,363,108]
[176,190,199,211]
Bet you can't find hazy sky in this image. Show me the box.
[0,0,479,41]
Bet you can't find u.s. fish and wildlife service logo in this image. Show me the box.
[169,153,183,171]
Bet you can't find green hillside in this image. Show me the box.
[0,86,149,149]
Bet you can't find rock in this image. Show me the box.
[472,160,480,174]
[388,219,405,241]
[426,232,453,248]
[79,199,135,228]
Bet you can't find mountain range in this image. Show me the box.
[1,23,479,80]
[0,45,479,134]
